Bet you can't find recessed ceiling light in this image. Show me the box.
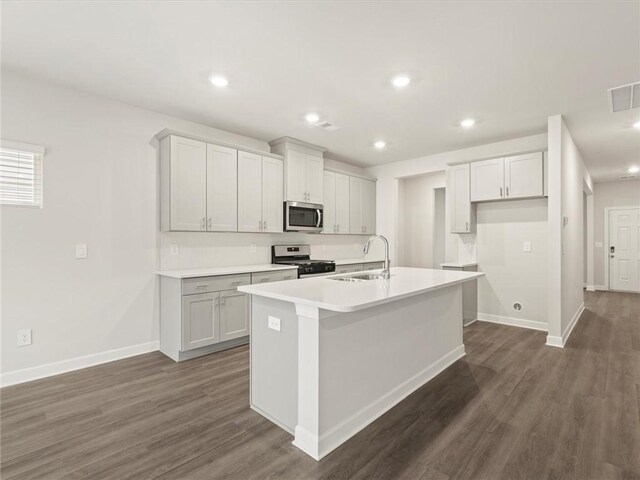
[460,118,476,128]
[633,121,640,129]
[210,76,229,87]
[628,166,640,173]
[305,113,320,124]
[391,75,411,88]
[374,141,386,149]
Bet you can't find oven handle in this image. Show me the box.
[315,209,322,228]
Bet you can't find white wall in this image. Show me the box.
[476,199,548,326]
[547,115,593,346]
[397,172,446,268]
[0,73,373,383]
[366,133,549,264]
[592,179,640,288]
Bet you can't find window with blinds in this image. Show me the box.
[0,141,44,208]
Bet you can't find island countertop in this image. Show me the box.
[238,266,484,313]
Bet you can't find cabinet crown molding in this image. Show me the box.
[155,129,284,160]
[268,136,327,153]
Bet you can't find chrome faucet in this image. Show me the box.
[363,235,391,279]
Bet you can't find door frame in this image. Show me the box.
[604,205,640,291]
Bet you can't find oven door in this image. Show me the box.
[284,201,323,232]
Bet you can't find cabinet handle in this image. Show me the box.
[201,217,206,230]
[231,281,243,286]
[506,187,509,197]
[195,284,207,290]
[208,217,212,229]
[500,187,503,198]
[466,221,469,231]
[221,296,226,305]
[258,220,262,231]
[264,220,267,230]
[260,278,270,282]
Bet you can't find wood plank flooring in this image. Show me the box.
[1,290,639,479]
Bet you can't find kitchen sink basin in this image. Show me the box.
[329,273,387,282]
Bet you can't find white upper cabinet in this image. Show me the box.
[238,152,284,233]
[470,158,505,202]
[261,157,284,233]
[167,136,208,231]
[269,138,325,204]
[323,171,336,234]
[206,144,237,232]
[470,153,544,202]
[238,151,264,233]
[306,155,324,204]
[449,164,474,233]
[335,173,350,234]
[349,177,376,234]
[504,152,544,199]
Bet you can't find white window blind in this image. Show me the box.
[0,141,45,208]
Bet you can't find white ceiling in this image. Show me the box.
[2,1,639,181]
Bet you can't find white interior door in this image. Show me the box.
[609,208,640,292]
[261,157,283,233]
[206,144,237,231]
[237,151,263,232]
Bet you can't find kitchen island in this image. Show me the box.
[238,266,484,460]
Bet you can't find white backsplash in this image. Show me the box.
[158,232,386,271]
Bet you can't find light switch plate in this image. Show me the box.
[17,329,32,346]
[75,244,88,259]
[523,241,532,253]
[268,316,281,332]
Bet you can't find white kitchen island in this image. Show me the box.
[238,266,484,460]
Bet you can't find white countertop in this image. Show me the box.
[334,258,386,266]
[156,264,298,279]
[238,266,484,313]
[440,262,478,268]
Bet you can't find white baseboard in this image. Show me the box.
[477,312,548,332]
[594,285,608,291]
[0,341,160,388]
[585,285,596,292]
[301,344,466,461]
[546,303,585,348]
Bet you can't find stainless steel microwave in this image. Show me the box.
[284,201,323,232]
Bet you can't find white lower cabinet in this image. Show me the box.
[182,292,219,351]
[219,289,250,342]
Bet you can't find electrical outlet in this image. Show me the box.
[170,243,179,256]
[75,244,88,259]
[268,316,281,332]
[17,329,32,346]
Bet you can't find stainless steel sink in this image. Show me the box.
[329,273,386,282]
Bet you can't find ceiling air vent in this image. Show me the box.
[315,121,341,132]
[608,82,640,112]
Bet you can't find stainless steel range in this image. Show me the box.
[272,244,335,278]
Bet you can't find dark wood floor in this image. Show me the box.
[1,291,639,480]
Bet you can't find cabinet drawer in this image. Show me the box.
[363,262,384,270]
[251,270,298,284]
[335,264,364,274]
[182,274,251,296]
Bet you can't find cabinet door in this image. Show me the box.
[362,179,376,234]
[261,157,284,233]
[449,164,472,233]
[470,158,504,202]
[182,292,219,351]
[219,289,250,342]
[285,150,307,202]
[349,177,363,234]
[322,171,336,234]
[504,152,543,199]
[306,155,324,204]
[170,136,207,231]
[335,173,350,234]
[206,144,237,232]
[238,151,263,232]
